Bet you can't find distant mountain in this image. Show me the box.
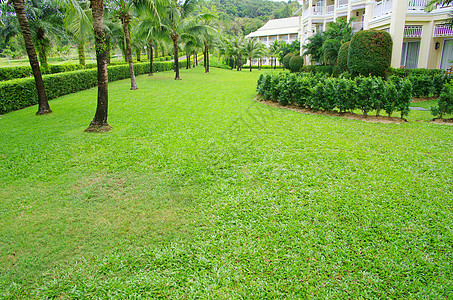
[202,0,300,36]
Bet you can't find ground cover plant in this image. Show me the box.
[1,67,453,298]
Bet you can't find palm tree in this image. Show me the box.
[198,13,217,73]
[63,0,93,66]
[111,0,138,89]
[85,0,110,131]
[303,32,325,64]
[160,0,203,80]
[10,0,51,115]
[26,0,66,68]
[243,37,261,72]
[135,14,165,76]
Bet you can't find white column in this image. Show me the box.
[389,0,408,68]
[347,0,352,22]
[363,0,373,30]
[418,21,434,68]
[334,0,337,21]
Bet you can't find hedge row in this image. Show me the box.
[257,72,412,118]
[0,60,185,114]
[0,63,100,82]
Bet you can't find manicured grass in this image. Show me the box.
[1,67,453,298]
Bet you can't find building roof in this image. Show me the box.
[246,16,299,38]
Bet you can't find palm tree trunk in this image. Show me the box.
[85,0,110,131]
[186,52,189,69]
[77,42,86,66]
[249,56,252,72]
[137,50,141,62]
[193,51,196,68]
[149,41,153,76]
[122,17,138,90]
[172,35,180,80]
[205,43,209,73]
[106,38,111,64]
[12,0,51,115]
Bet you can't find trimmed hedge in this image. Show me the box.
[348,30,392,77]
[282,53,295,70]
[0,63,99,82]
[257,72,412,119]
[289,55,303,73]
[431,82,453,118]
[0,60,186,114]
[338,41,350,73]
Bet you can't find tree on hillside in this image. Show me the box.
[85,0,110,131]
[10,0,51,115]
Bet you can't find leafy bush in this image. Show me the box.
[289,55,303,73]
[348,30,392,77]
[338,41,350,73]
[255,72,412,119]
[0,63,98,82]
[431,82,453,118]
[282,53,295,70]
[409,74,435,97]
[0,60,187,114]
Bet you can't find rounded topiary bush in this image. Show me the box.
[338,41,350,73]
[283,53,295,70]
[348,30,392,77]
[289,55,303,72]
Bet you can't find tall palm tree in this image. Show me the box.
[111,0,138,89]
[160,0,204,80]
[198,13,217,73]
[63,0,93,66]
[85,0,110,131]
[243,37,261,72]
[27,0,65,68]
[10,0,51,115]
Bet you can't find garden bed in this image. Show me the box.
[256,96,407,124]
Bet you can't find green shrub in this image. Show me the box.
[0,63,98,82]
[384,81,398,117]
[294,75,312,108]
[355,76,374,115]
[431,82,453,119]
[337,41,350,73]
[371,77,386,116]
[396,78,412,119]
[336,78,356,112]
[312,65,333,75]
[409,74,434,97]
[289,55,303,73]
[0,60,187,114]
[282,53,295,70]
[348,30,392,77]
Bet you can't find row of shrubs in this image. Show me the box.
[257,72,413,119]
[0,54,196,81]
[0,63,98,82]
[291,65,451,98]
[0,60,185,114]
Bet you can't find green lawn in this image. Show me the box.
[1,67,452,298]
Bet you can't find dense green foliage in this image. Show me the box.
[201,0,300,36]
[257,72,413,118]
[348,30,392,77]
[431,82,453,118]
[0,60,186,114]
[282,53,294,70]
[289,55,303,73]
[0,63,97,81]
[337,42,350,73]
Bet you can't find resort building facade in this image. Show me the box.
[296,0,453,69]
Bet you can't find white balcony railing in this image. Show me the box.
[408,0,427,10]
[313,3,324,15]
[373,0,393,18]
[404,25,423,37]
[338,0,348,8]
[352,21,363,32]
[326,4,334,14]
[434,24,453,37]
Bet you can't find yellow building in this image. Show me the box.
[296,0,453,69]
